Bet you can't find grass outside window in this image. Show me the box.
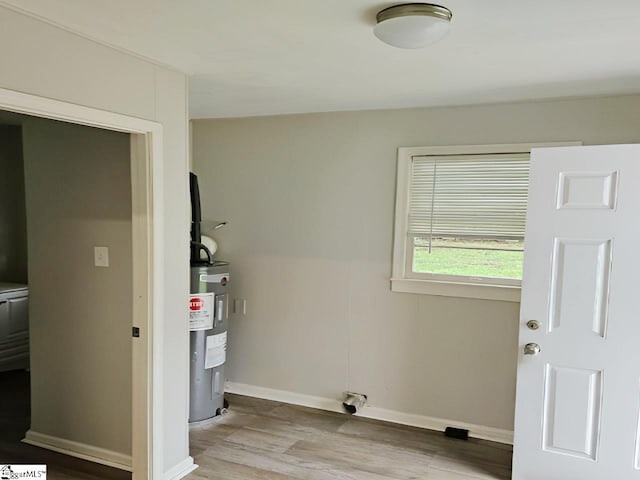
[412,237,524,280]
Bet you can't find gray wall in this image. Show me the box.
[0,6,190,473]
[192,94,640,432]
[22,118,132,455]
[0,125,27,283]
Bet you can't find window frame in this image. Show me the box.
[391,142,581,302]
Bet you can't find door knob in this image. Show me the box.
[524,343,541,355]
[526,320,541,330]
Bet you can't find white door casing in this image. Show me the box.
[0,87,166,480]
[513,144,640,479]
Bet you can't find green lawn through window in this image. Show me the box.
[413,238,524,280]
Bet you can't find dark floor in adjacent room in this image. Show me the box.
[0,370,131,480]
[187,393,512,480]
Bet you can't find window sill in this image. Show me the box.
[390,278,521,302]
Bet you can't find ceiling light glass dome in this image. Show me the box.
[374,3,453,49]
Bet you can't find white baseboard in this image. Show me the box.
[163,456,197,480]
[361,405,514,445]
[22,430,132,471]
[225,382,514,445]
[227,382,341,413]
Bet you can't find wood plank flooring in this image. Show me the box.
[188,394,512,480]
[0,370,131,480]
[2,369,512,479]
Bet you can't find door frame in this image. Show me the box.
[0,87,164,480]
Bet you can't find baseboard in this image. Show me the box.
[225,382,514,445]
[227,382,342,414]
[22,430,132,471]
[163,456,197,480]
[361,405,514,445]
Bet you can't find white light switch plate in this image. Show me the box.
[94,246,109,267]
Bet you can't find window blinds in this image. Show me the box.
[408,153,530,240]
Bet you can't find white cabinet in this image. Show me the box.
[0,282,29,372]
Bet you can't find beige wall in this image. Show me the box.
[0,125,27,283]
[192,94,640,432]
[0,6,190,475]
[22,118,132,454]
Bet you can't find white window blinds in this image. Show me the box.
[408,153,530,240]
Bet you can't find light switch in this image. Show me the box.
[94,246,109,267]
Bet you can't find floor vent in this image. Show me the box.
[444,427,469,440]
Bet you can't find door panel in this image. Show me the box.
[543,365,602,460]
[548,238,611,337]
[557,171,618,210]
[513,144,640,479]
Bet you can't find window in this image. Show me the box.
[409,152,529,283]
[391,142,579,301]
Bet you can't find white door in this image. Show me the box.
[513,144,640,480]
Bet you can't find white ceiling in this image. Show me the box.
[3,1,640,118]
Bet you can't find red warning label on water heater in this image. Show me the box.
[190,297,204,311]
[189,293,214,331]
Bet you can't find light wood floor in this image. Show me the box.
[188,394,512,480]
[0,370,131,480]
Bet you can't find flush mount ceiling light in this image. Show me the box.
[374,3,452,49]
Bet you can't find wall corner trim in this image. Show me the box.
[163,456,197,480]
[225,382,514,445]
[22,430,132,471]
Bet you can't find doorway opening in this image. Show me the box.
[0,87,165,480]
[0,110,132,479]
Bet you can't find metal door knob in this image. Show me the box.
[524,343,541,355]
[526,320,541,330]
